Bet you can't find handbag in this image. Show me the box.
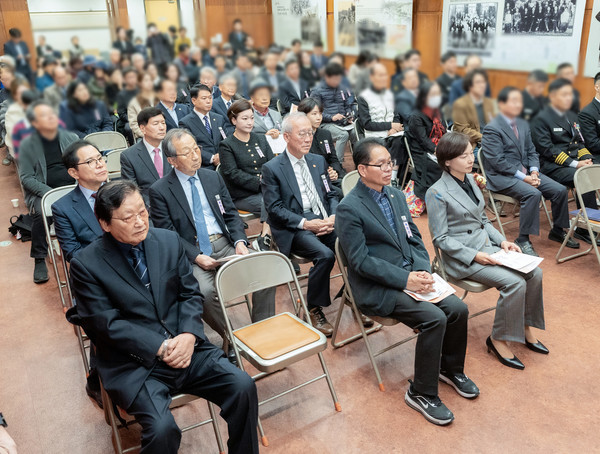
[8,214,33,242]
[402,180,425,218]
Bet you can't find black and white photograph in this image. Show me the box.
[290,0,311,16]
[301,15,323,43]
[447,2,498,52]
[337,0,357,46]
[357,18,386,54]
[502,0,577,35]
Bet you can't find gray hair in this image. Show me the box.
[281,112,309,134]
[200,66,217,78]
[26,100,54,123]
[131,53,144,62]
[162,128,196,158]
[218,72,237,86]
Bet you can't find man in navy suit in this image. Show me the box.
[279,60,310,115]
[156,79,191,131]
[53,140,106,408]
[261,113,339,335]
[120,107,172,205]
[3,28,32,82]
[310,41,328,72]
[149,129,275,348]
[179,84,228,170]
[335,138,477,426]
[68,180,259,454]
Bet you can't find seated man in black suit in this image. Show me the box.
[531,78,599,245]
[149,128,275,350]
[179,84,227,170]
[577,71,600,159]
[211,73,240,135]
[482,87,577,256]
[335,137,478,426]
[52,140,106,408]
[156,79,191,131]
[69,180,259,454]
[261,113,344,335]
[520,70,548,122]
[120,107,171,206]
[279,59,310,115]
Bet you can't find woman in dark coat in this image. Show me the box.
[59,80,113,139]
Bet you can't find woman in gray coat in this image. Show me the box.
[425,132,548,370]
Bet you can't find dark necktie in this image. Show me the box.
[226,100,232,109]
[204,115,212,136]
[130,246,151,291]
[510,120,519,139]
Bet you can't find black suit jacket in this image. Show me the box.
[279,78,310,114]
[520,89,547,122]
[211,97,236,135]
[112,39,135,57]
[52,185,103,262]
[578,99,600,155]
[481,115,540,192]
[261,152,338,255]
[69,228,205,409]
[309,128,346,179]
[531,106,591,170]
[156,102,192,131]
[149,168,246,263]
[335,180,431,316]
[179,111,227,169]
[120,141,171,204]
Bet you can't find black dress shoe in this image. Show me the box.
[486,336,525,370]
[33,258,49,284]
[574,228,600,246]
[226,349,239,366]
[85,382,104,409]
[548,229,579,249]
[525,339,549,354]
[514,239,538,257]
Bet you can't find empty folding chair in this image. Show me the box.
[105,149,123,181]
[84,131,128,154]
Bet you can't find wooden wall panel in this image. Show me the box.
[0,0,36,67]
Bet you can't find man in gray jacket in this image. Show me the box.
[18,100,78,282]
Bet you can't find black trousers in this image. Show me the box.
[389,293,468,396]
[290,215,337,309]
[30,198,49,259]
[234,193,267,222]
[127,342,259,454]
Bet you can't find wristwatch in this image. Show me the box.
[0,412,7,428]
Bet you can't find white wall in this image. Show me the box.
[127,0,148,43]
[179,0,196,45]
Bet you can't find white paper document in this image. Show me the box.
[265,135,287,155]
[341,123,355,131]
[489,250,543,274]
[403,273,456,303]
[388,131,404,138]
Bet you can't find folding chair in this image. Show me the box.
[341,170,360,196]
[84,131,128,154]
[105,149,123,181]
[100,380,225,454]
[431,245,495,319]
[556,164,600,267]
[276,98,283,116]
[477,148,552,238]
[215,252,341,446]
[399,135,415,190]
[41,184,77,310]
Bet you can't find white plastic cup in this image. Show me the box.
[10,199,18,208]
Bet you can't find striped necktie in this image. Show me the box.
[130,246,151,291]
[297,160,327,218]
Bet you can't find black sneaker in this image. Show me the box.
[439,371,480,399]
[252,234,272,251]
[33,258,49,284]
[404,380,454,426]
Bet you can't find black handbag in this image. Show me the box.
[8,214,33,242]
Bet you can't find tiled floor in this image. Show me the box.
[1,158,598,454]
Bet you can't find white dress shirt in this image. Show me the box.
[78,184,97,212]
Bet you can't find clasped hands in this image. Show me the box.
[406,271,435,294]
[304,215,335,236]
[157,333,196,369]
[524,171,541,188]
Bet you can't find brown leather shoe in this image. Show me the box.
[344,300,374,327]
[309,307,333,337]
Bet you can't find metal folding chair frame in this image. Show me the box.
[84,131,128,154]
[105,149,125,181]
[400,135,415,190]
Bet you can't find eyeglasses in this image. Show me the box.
[362,161,394,171]
[174,148,201,158]
[76,156,107,169]
[112,207,149,224]
[297,130,314,138]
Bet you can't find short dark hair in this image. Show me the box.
[314,40,324,48]
[9,28,21,39]
[95,180,141,224]
[548,77,572,93]
[122,66,137,77]
[324,62,345,77]
[285,59,299,70]
[227,99,253,123]
[462,68,488,92]
[405,49,421,60]
[356,50,373,66]
[440,51,456,64]
[190,84,211,99]
[178,43,189,54]
[528,69,548,83]
[594,72,600,85]
[233,18,242,25]
[155,78,174,92]
[415,82,438,111]
[291,39,301,46]
[137,107,165,127]
[21,90,39,106]
[497,86,521,104]
[435,132,471,172]
[297,97,323,115]
[353,137,387,168]
[62,140,98,169]
[556,62,573,74]
[26,100,53,123]
[147,22,156,29]
[235,52,248,62]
